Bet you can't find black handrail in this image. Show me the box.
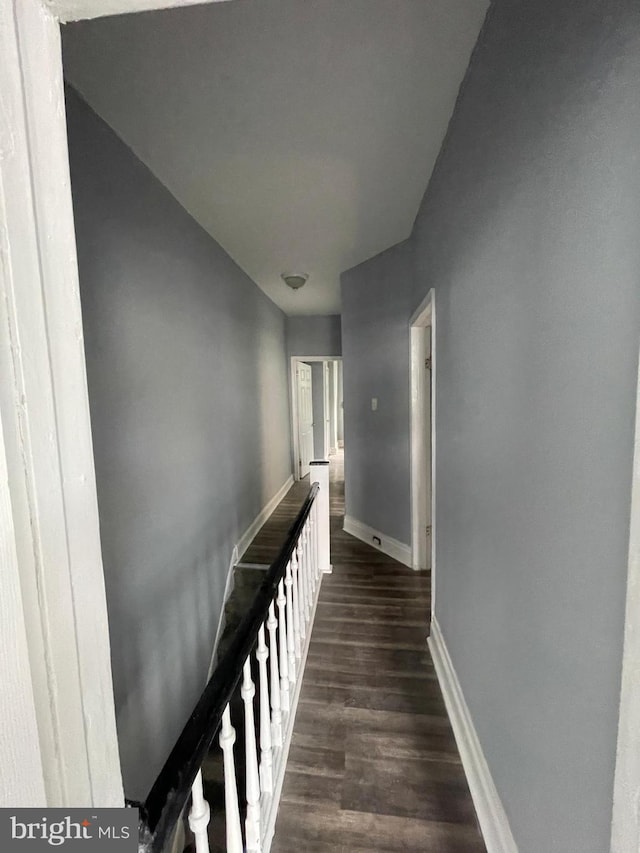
[134,482,320,852]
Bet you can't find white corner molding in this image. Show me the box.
[236,476,294,562]
[44,0,232,24]
[343,515,412,568]
[428,618,518,853]
[611,346,640,853]
[0,407,48,807]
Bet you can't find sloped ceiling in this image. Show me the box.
[63,0,488,314]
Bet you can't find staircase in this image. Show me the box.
[138,463,330,853]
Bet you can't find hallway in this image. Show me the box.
[270,452,485,852]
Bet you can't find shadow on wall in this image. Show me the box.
[66,87,291,801]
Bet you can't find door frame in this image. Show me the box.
[290,356,342,481]
[0,0,230,809]
[323,362,331,459]
[294,360,314,478]
[409,290,435,602]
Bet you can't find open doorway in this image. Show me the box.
[410,291,435,605]
[291,356,343,481]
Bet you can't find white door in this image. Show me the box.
[297,363,314,477]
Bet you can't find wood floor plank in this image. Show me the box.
[342,754,477,825]
[303,664,439,693]
[273,804,486,853]
[269,451,485,852]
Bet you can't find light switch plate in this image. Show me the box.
[371,397,378,411]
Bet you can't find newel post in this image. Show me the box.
[310,461,332,574]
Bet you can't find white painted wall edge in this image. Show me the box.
[343,515,412,568]
[428,618,518,853]
[206,474,294,678]
[0,406,47,806]
[45,0,231,24]
[1,0,123,806]
[611,346,640,853]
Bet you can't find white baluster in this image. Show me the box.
[188,770,211,853]
[306,518,315,600]
[242,658,262,852]
[277,579,291,714]
[268,597,285,737]
[308,514,317,597]
[314,505,320,585]
[301,525,311,621]
[285,559,297,683]
[314,498,321,583]
[310,462,332,574]
[295,537,308,642]
[291,546,303,655]
[256,625,273,796]
[219,706,243,853]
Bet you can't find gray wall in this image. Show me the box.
[65,89,292,801]
[341,2,640,849]
[341,241,414,544]
[287,315,342,357]
[413,2,640,851]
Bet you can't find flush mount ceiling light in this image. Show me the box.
[281,272,309,290]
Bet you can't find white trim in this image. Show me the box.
[611,346,640,853]
[343,515,412,568]
[0,0,122,807]
[45,0,230,24]
[428,618,518,853]
[323,361,330,459]
[0,405,48,807]
[289,356,343,481]
[330,360,339,454]
[236,475,294,561]
[410,290,436,615]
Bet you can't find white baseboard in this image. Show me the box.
[343,515,412,567]
[237,475,294,560]
[207,475,294,679]
[428,617,518,853]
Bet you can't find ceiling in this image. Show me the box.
[62,0,488,315]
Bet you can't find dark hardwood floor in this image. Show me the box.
[269,451,486,852]
[241,475,314,566]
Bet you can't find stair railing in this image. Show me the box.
[133,461,331,853]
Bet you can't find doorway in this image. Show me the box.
[290,356,343,481]
[410,291,435,606]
